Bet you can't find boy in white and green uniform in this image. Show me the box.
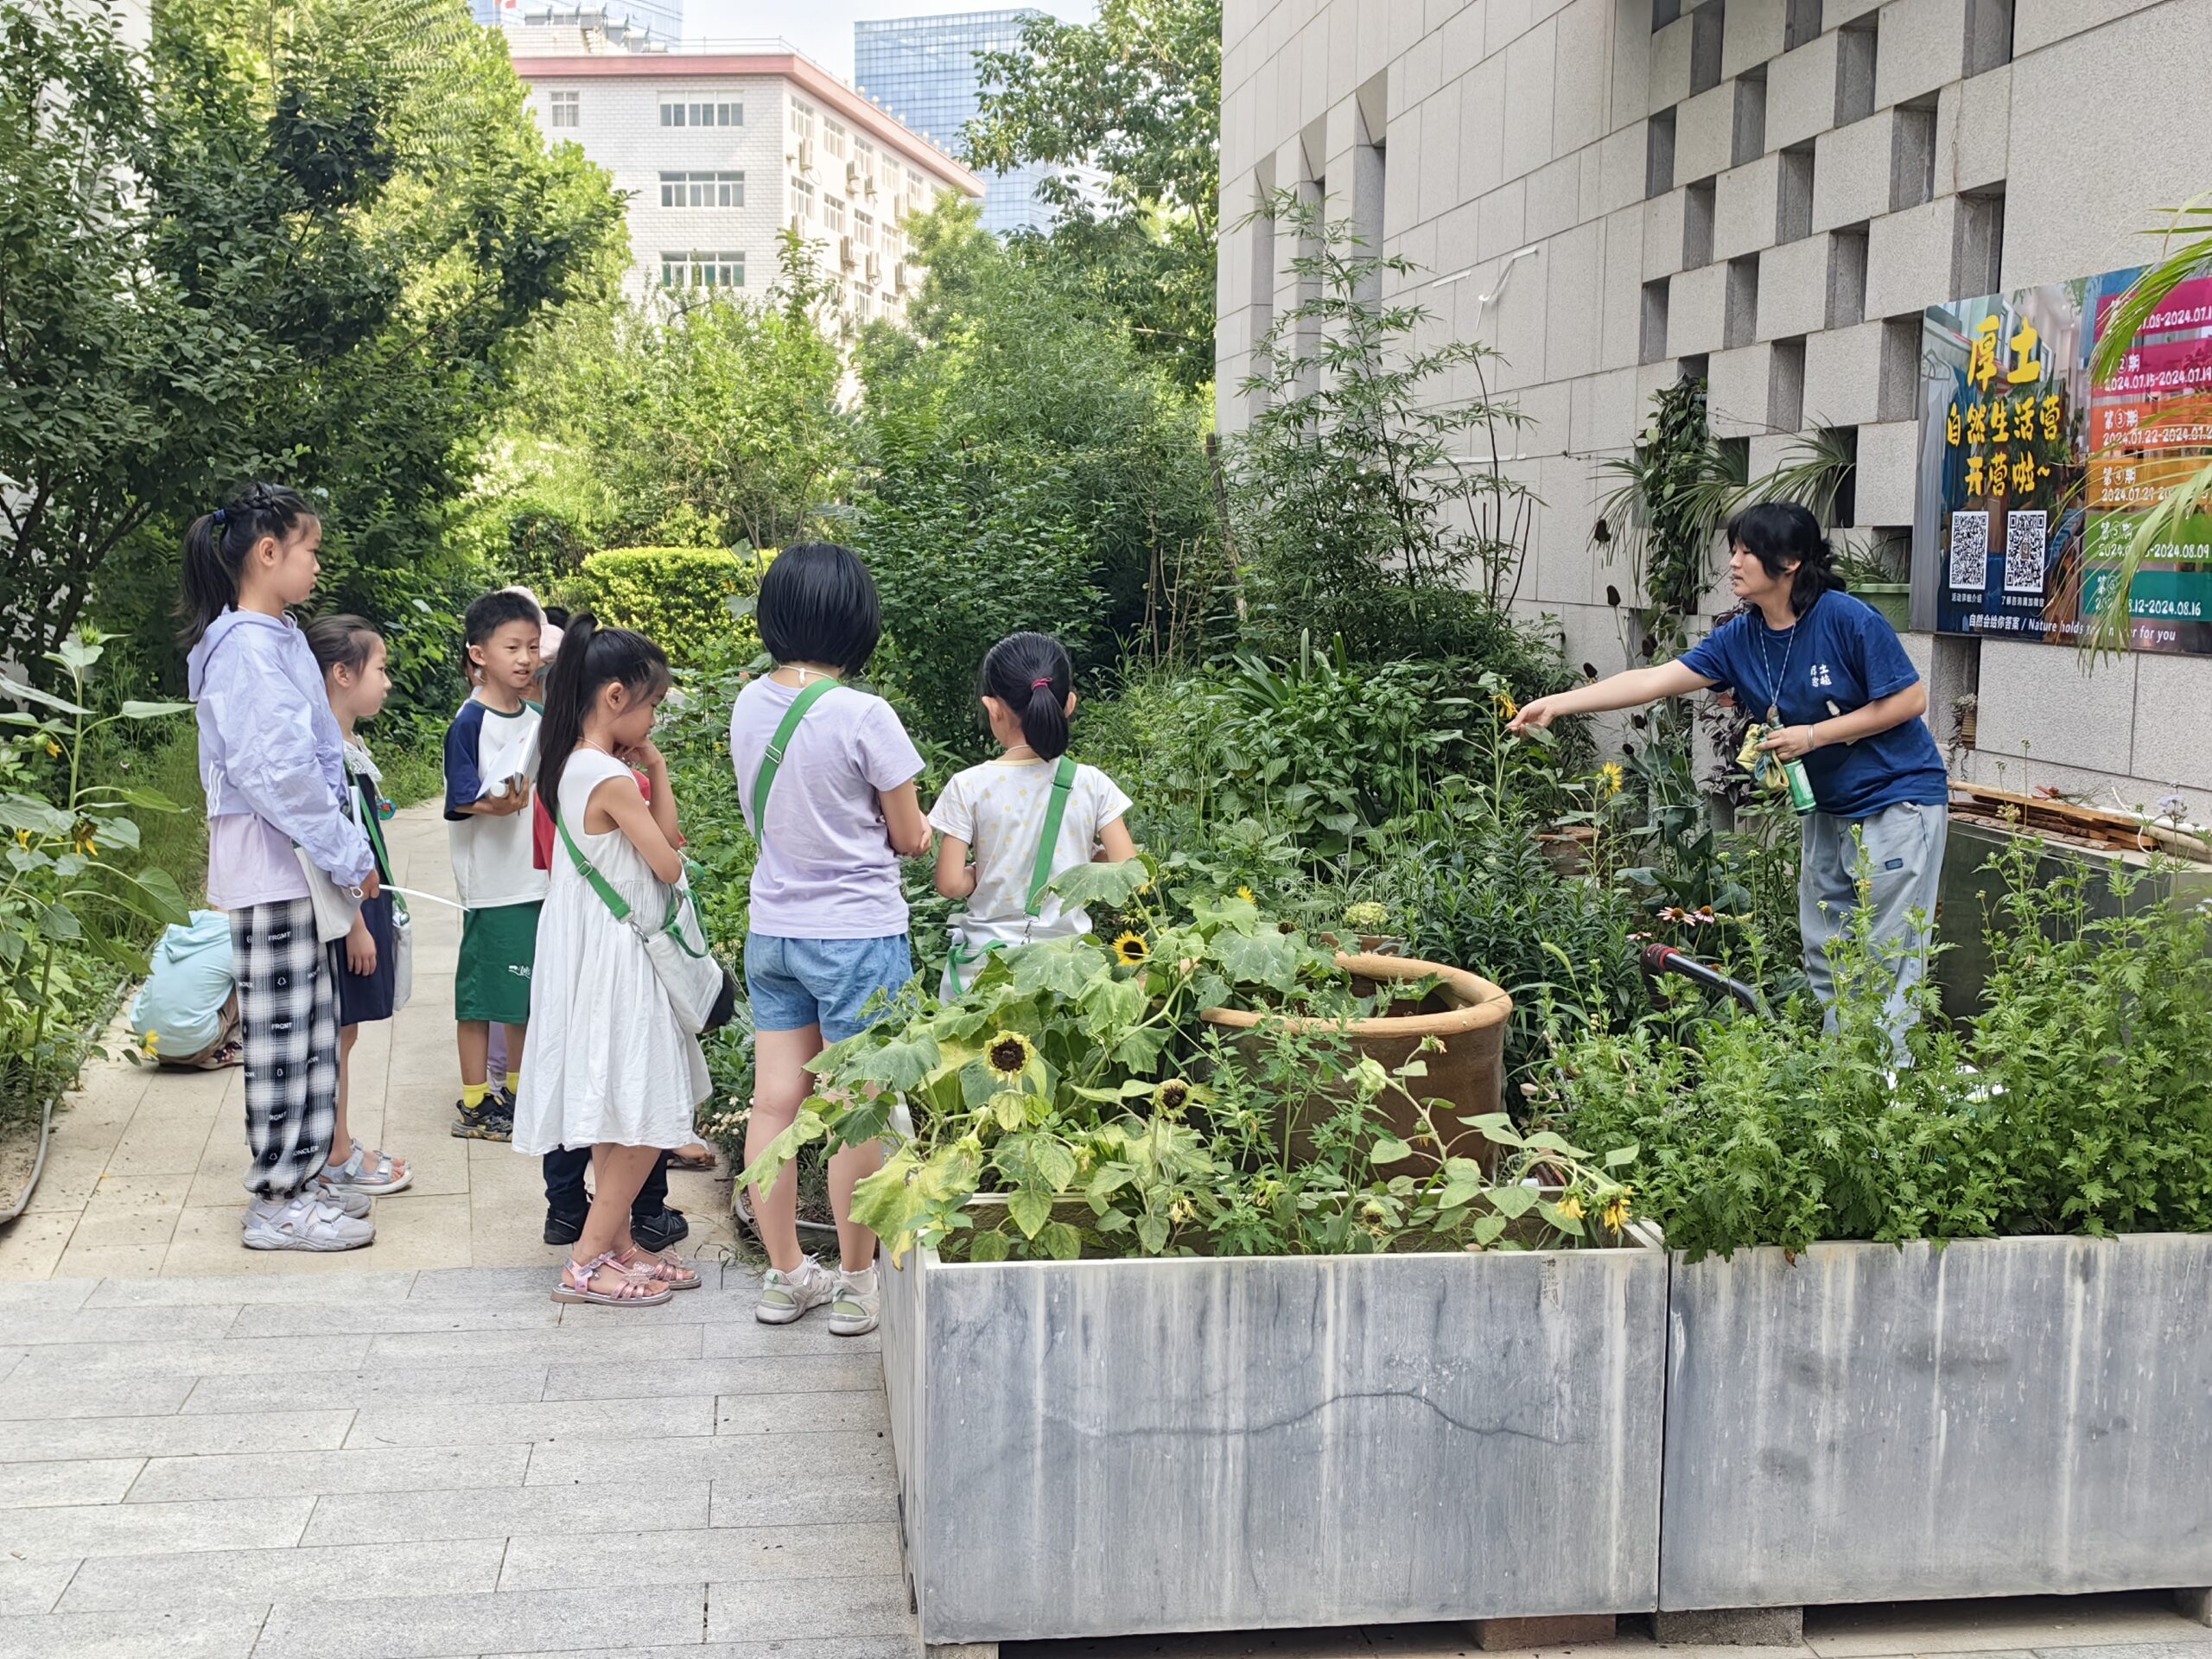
[443,590,549,1139]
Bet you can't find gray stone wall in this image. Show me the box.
[1218,0,2212,810]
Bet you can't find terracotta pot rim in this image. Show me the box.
[1199,951,1513,1039]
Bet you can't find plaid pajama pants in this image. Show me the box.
[229,899,340,1199]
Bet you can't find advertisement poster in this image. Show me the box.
[1917,265,2212,653]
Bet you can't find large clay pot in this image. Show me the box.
[1200,952,1513,1170]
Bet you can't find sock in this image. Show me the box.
[505,1070,522,1097]
[462,1080,488,1111]
[840,1264,878,1290]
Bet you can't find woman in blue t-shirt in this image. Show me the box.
[1511,502,1948,1046]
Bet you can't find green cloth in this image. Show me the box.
[455,900,542,1026]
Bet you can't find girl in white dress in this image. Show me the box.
[515,615,709,1306]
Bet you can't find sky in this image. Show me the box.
[682,2,1098,84]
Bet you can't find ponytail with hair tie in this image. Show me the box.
[982,632,1075,760]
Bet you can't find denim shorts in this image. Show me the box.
[744,933,914,1044]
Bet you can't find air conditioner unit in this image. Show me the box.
[893,260,910,293]
[839,234,856,270]
[865,251,882,283]
[846,161,862,192]
[796,138,814,173]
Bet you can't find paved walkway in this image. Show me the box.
[0,805,734,1280]
[3,815,2211,1659]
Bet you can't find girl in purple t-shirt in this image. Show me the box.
[728,543,931,1336]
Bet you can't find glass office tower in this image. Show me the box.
[855,10,1062,236]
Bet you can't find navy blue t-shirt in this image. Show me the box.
[1679,591,1949,819]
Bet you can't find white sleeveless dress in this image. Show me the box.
[512,747,709,1155]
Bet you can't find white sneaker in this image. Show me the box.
[242,1193,374,1252]
[308,1174,372,1220]
[830,1265,880,1337]
[754,1255,833,1325]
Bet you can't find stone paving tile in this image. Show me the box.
[7,1494,314,1561]
[301,1479,711,1546]
[252,1581,711,1659]
[714,1390,890,1438]
[54,1536,508,1613]
[5,1334,373,1379]
[0,1559,80,1617]
[0,1305,242,1345]
[0,1408,353,1463]
[81,1271,419,1306]
[2028,1649,2212,1659]
[0,1605,269,1659]
[0,1374,198,1423]
[180,1362,551,1414]
[528,1427,893,1495]
[699,1319,880,1357]
[499,1521,904,1591]
[128,1442,529,1503]
[0,1213,74,1281]
[0,1344,22,1383]
[0,1281,94,1312]
[0,1457,143,1508]
[344,1394,717,1450]
[707,1574,917,1642]
[1808,1601,2212,1659]
[543,1353,883,1402]
[226,1297,563,1338]
[361,1322,709,1367]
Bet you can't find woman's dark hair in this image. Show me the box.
[981,632,1073,760]
[756,543,881,676]
[305,613,382,679]
[536,613,671,813]
[543,605,572,629]
[1726,501,1845,617]
[178,482,318,647]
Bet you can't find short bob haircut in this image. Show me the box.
[756,543,882,676]
[1724,500,1845,618]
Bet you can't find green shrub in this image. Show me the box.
[559,547,767,669]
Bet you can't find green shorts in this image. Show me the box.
[455,901,541,1026]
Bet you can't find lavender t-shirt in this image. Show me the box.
[729,678,925,939]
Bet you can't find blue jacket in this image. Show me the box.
[188,609,375,887]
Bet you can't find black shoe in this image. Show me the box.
[543,1209,587,1247]
[451,1098,512,1141]
[632,1208,690,1252]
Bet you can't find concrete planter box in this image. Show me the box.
[882,1237,1667,1647]
[1660,1235,2212,1611]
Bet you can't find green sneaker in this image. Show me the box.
[830,1265,880,1337]
[755,1256,832,1325]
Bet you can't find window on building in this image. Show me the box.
[662,100,742,127]
[855,211,875,249]
[823,194,846,233]
[790,101,815,141]
[660,171,745,208]
[548,91,579,129]
[824,118,849,159]
[793,178,816,216]
[660,251,745,289]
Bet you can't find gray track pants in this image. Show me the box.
[1799,800,1947,1052]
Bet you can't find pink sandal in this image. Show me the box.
[552,1252,671,1306]
[617,1246,702,1291]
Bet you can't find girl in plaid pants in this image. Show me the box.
[183,484,385,1252]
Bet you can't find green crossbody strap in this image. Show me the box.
[751,679,842,834]
[1025,757,1079,918]
[555,810,634,925]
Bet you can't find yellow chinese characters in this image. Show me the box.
[1969,315,2003,390]
[2007,321,2044,385]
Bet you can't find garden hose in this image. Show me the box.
[1638,943,1770,1020]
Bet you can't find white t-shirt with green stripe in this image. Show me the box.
[928,758,1133,950]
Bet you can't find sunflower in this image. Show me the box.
[1556,1195,1585,1222]
[142,1028,161,1055]
[1494,691,1519,721]
[1111,931,1150,967]
[1235,885,1256,906]
[1152,1077,1192,1116]
[12,829,31,851]
[1602,1194,1633,1231]
[984,1031,1037,1079]
[42,738,60,760]
[1599,761,1625,798]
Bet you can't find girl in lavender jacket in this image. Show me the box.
[183,483,381,1253]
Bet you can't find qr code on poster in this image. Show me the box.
[2005,509,2050,594]
[1948,511,1988,588]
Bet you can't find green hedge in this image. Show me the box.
[559,547,768,668]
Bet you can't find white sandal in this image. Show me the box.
[326,1139,412,1195]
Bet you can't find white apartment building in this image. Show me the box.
[510,28,983,329]
[1218,0,2212,811]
